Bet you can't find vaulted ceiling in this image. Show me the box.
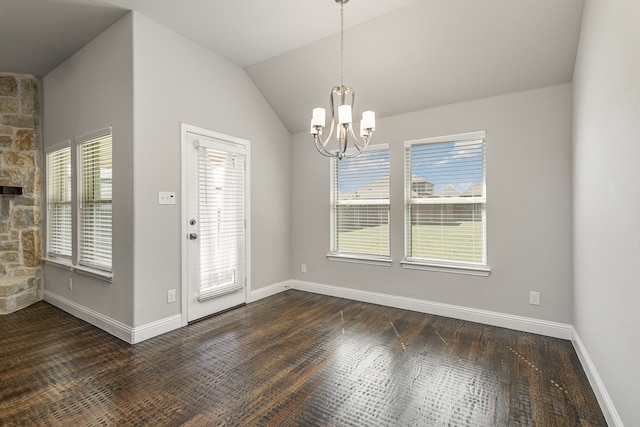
[0,0,585,134]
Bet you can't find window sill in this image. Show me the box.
[43,257,114,282]
[43,257,73,270]
[327,254,392,267]
[401,259,490,276]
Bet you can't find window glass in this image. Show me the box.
[78,130,112,271]
[331,146,390,258]
[46,147,72,258]
[405,132,486,266]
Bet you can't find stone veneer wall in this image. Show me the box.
[0,73,43,313]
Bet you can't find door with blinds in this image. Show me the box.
[185,126,248,322]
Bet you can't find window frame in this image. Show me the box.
[43,126,114,282]
[327,143,392,267]
[402,131,490,276]
[45,142,72,261]
[76,128,113,273]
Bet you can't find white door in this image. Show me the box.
[183,125,249,323]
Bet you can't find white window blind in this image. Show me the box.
[404,131,486,266]
[46,146,72,258]
[197,143,245,300]
[331,145,390,258]
[77,128,112,271]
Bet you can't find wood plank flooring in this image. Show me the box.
[0,290,606,426]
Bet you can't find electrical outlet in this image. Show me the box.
[68,278,72,290]
[301,263,307,273]
[167,289,176,303]
[529,291,540,305]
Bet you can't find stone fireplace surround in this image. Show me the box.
[0,73,43,314]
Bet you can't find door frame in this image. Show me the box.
[180,123,251,326]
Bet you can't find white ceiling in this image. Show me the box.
[0,0,585,134]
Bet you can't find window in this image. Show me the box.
[77,129,112,271]
[330,145,390,263]
[46,145,72,259]
[44,126,113,279]
[404,131,488,274]
[196,140,246,300]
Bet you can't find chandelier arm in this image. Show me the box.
[314,135,339,157]
[342,136,371,159]
[347,125,371,152]
[349,128,366,151]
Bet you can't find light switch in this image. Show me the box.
[158,191,176,205]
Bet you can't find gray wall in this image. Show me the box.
[131,13,291,326]
[292,84,573,324]
[42,14,135,325]
[572,0,640,424]
[42,12,291,330]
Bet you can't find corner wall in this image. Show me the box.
[572,0,640,424]
[131,13,291,327]
[42,14,135,326]
[291,84,573,325]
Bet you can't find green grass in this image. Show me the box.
[336,221,484,263]
[336,224,389,256]
[411,221,484,263]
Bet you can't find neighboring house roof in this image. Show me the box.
[410,174,434,198]
[436,185,460,198]
[340,174,443,200]
[338,176,389,200]
[462,182,483,197]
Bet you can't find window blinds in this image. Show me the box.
[77,128,112,271]
[197,144,245,300]
[331,146,390,258]
[46,147,72,258]
[405,132,486,265]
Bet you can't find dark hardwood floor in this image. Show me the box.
[0,290,606,426]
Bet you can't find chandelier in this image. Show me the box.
[309,0,375,160]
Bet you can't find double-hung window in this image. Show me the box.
[77,129,113,271]
[329,144,390,264]
[44,127,113,278]
[403,131,488,275]
[46,145,72,259]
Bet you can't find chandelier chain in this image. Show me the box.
[340,1,344,87]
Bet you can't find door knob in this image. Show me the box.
[189,233,198,240]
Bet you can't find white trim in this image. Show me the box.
[181,125,189,326]
[289,280,572,339]
[247,280,291,303]
[44,291,132,343]
[404,130,486,147]
[42,257,113,281]
[571,328,623,427]
[45,139,71,155]
[44,291,183,344]
[180,123,251,327]
[401,260,490,276]
[327,254,392,267]
[73,264,113,282]
[131,314,183,344]
[43,257,73,270]
[73,125,113,146]
[342,142,389,157]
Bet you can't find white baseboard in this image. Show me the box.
[44,291,182,344]
[571,328,623,427]
[289,280,573,340]
[131,314,183,344]
[247,280,290,303]
[45,291,133,343]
